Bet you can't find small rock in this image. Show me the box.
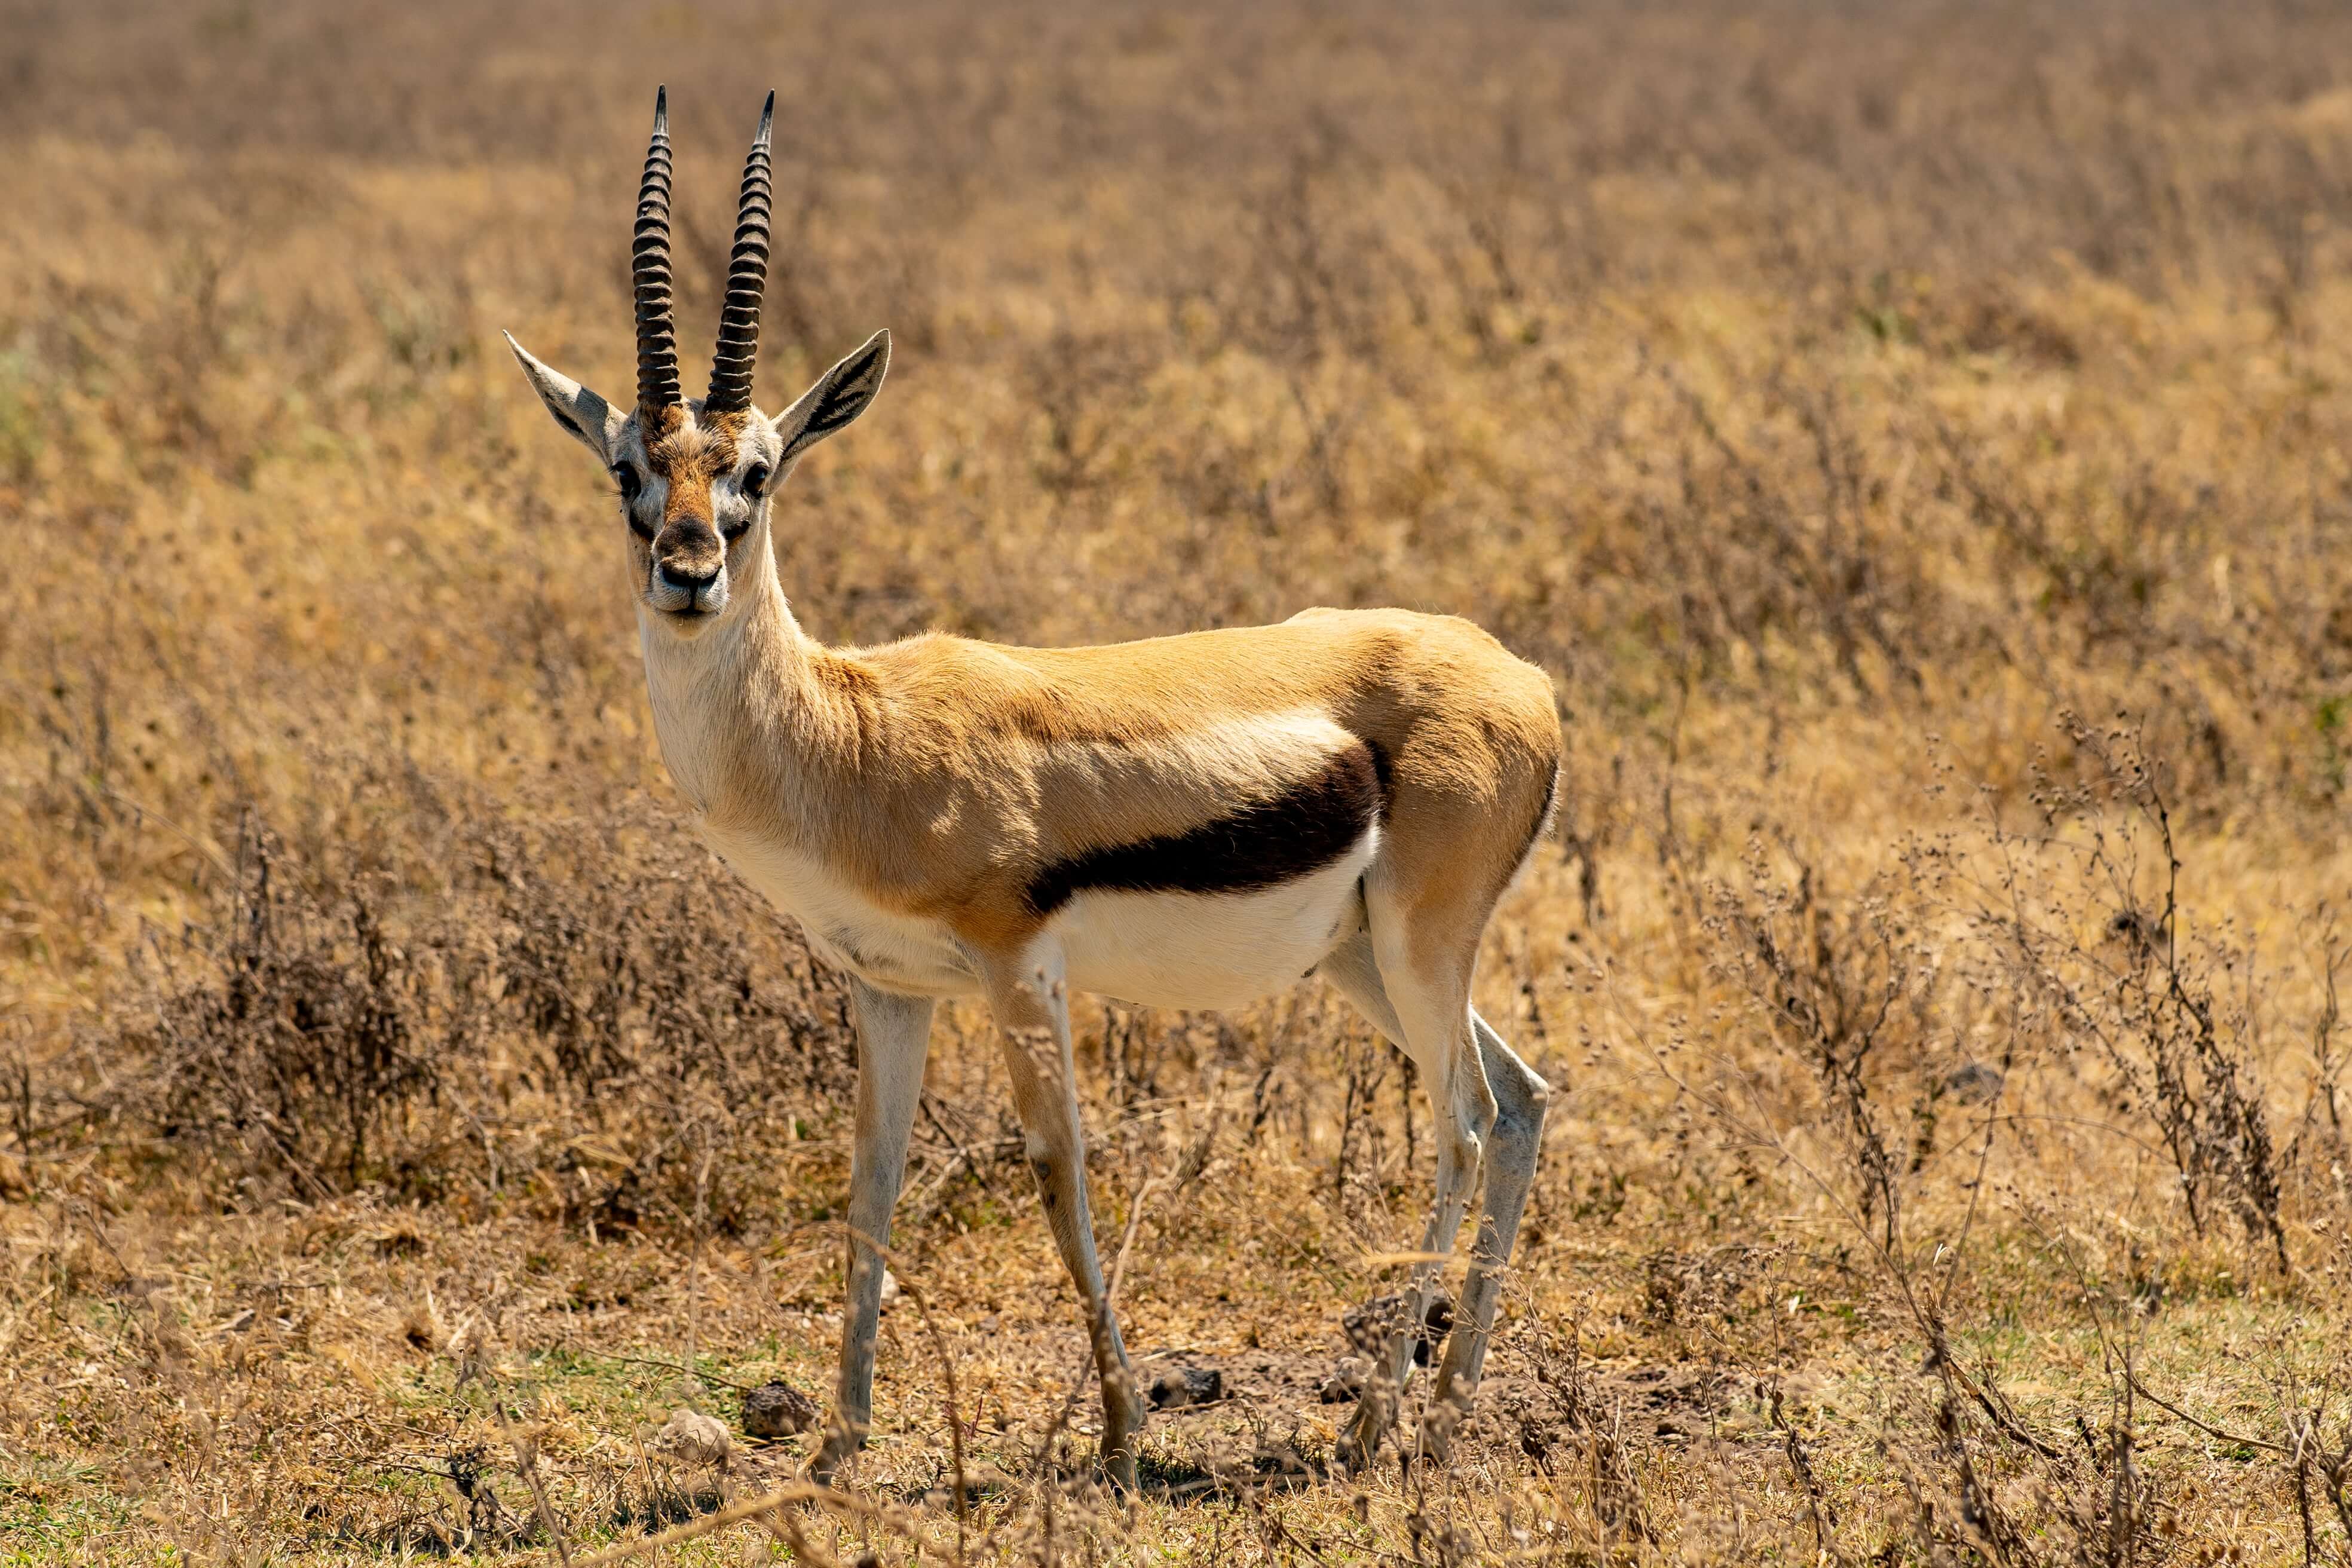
[655,1407,733,1468]
[1319,1356,1368,1404]
[1147,1365,1224,1410]
[878,1269,901,1310]
[741,1380,821,1439]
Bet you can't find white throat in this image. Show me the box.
[636,538,797,819]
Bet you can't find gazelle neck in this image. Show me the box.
[637,537,826,827]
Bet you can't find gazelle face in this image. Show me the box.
[501,88,889,637]
[507,332,891,631]
[608,410,781,624]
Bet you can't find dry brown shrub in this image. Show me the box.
[82,789,856,1224]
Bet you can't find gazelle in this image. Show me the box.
[506,88,1561,1488]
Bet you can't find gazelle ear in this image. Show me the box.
[773,329,890,463]
[506,332,626,464]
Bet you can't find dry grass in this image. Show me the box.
[7,0,2352,1561]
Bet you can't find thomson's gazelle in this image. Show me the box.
[506,89,1562,1487]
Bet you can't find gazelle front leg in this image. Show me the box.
[810,978,935,1485]
[985,942,1147,1491]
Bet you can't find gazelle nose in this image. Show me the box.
[659,558,718,592]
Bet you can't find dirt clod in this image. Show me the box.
[740,1380,820,1439]
[1148,1364,1225,1410]
[654,1407,733,1468]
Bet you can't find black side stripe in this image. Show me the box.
[1025,740,1387,917]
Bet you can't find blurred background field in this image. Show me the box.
[5,1,2352,1561]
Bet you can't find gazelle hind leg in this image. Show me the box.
[1317,924,1495,1471]
[1422,1010,1549,1457]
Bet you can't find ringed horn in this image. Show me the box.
[704,91,776,418]
[632,86,683,418]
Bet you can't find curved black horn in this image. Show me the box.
[633,86,684,416]
[705,91,775,416]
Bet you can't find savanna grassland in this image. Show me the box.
[7,1,2352,1561]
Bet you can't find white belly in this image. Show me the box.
[701,821,1374,1012]
[1054,829,1375,1010]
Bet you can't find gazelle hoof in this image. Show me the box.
[803,1435,857,1489]
[1334,1410,1386,1474]
[1413,1383,1472,1466]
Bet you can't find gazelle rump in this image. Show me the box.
[505,88,1563,1487]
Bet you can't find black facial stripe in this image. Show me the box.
[1024,739,1389,918]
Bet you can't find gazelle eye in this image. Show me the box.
[611,465,653,537]
[742,463,771,499]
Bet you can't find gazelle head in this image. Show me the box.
[506,88,889,632]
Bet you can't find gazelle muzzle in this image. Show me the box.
[648,522,727,615]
